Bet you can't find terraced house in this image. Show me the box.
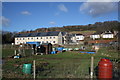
[15,31,67,45]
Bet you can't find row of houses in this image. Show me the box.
[15,31,117,45]
[90,31,115,40]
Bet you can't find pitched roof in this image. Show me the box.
[15,31,66,37]
[103,33,113,34]
[91,33,100,35]
[76,34,83,35]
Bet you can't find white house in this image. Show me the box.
[90,33,100,40]
[15,31,67,45]
[75,34,85,41]
[101,31,114,38]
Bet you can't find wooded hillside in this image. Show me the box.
[19,21,119,34]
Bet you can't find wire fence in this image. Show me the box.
[2,57,98,78]
[2,57,120,79]
[2,44,120,79]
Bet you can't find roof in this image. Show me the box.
[103,33,113,34]
[15,31,66,37]
[76,34,83,36]
[91,33,100,35]
[75,34,85,36]
[72,34,76,36]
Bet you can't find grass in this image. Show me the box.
[70,31,96,34]
[2,49,14,58]
[2,45,119,78]
[2,48,33,58]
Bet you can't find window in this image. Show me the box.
[41,37,42,39]
[77,38,79,39]
[46,37,48,39]
[28,38,29,40]
[53,41,55,43]
[23,38,24,40]
[50,37,52,39]
[20,38,21,40]
[46,41,48,43]
[31,38,33,39]
[53,37,55,39]
[37,37,38,39]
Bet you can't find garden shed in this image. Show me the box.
[37,43,52,55]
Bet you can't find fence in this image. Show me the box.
[2,59,119,79]
[2,58,95,78]
[2,44,120,79]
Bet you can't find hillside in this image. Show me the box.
[19,20,119,34]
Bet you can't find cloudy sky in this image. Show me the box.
[2,2,118,32]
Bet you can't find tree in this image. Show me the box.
[2,31,14,44]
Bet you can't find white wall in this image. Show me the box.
[76,35,84,40]
[90,35,100,40]
[102,34,114,38]
[15,36,59,45]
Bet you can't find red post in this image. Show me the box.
[98,58,112,79]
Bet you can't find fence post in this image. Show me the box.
[90,56,94,78]
[33,60,36,80]
[14,50,17,55]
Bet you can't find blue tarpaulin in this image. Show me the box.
[56,47,64,51]
[26,42,40,46]
[80,51,96,54]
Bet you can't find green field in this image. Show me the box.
[2,45,119,78]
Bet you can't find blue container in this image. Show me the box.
[57,47,64,51]
[51,51,56,54]
[86,52,95,54]
[80,51,86,53]
[22,64,32,74]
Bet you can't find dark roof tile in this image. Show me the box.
[15,31,66,37]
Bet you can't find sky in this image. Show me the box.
[2,2,118,32]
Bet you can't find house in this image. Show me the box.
[90,33,100,40]
[72,34,84,44]
[63,33,73,44]
[14,31,67,45]
[76,34,85,41]
[71,34,77,43]
[101,31,114,38]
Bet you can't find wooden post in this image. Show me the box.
[23,49,25,57]
[33,60,36,80]
[14,50,17,55]
[90,56,94,78]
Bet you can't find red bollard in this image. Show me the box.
[98,58,112,79]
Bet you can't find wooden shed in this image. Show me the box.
[38,43,52,55]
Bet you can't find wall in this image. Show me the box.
[58,32,63,45]
[76,35,84,41]
[15,36,59,45]
[90,35,100,40]
[102,34,114,38]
